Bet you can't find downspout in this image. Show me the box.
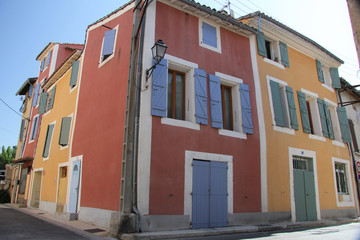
[132,6,147,233]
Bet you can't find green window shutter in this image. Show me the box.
[285,86,298,130]
[348,120,359,152]
[337,107,352,143]
[43,124,55,158]
[315,60,324,83]
[330,68,341,89]
[38,92,48,114]
[323,102,334,139]
[279,41,289,67]
[297,91,311,133]
[46,86,56,111]
[256,32,266,57]
[69,61,80,87]
[59,117,71,146]
[317,98,329,138]
[270,80,285,127]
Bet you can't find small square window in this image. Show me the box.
[99,26,118,66]
[199,20,221,53]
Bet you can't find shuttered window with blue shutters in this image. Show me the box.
[69,61,80,87]
[40,58,46,72]
[101,29,116,62]
[46,51,52,66]
[330,68,341,89]
[30,115,39,141]
[151,58,167,117]
[240,83,253,134]
[194,68,208,125]
[202,22,217,48]
[209,74,223,128]
[337,107,352,143]
[32,83,40,107]
[297,91,311,134]
[315,60,325,83]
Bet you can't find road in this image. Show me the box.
[0,204,89,240]
[177,222,360,240]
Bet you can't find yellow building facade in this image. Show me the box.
[29,50,82,216]
[244,12,358,222]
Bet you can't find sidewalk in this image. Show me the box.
[6,204,116,240]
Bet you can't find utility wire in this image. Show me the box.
[0,97,29,121]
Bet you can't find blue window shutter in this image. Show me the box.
[40,58,45,72]
[47,86,56,111]
[337,107,352,143]
[43,124,54,158]
[256,32,266,57]
[102,29,116,57]
[317,98,329,138]
[28,85,33,99]
[270,80,285,127]
[323,102,334,139]
[202,22,217,48]
[297,91,311,133]
[195,68,208,125]
[209,74,223,128]
[38,92,48,114]
[315,60,324,83]
[19,119,25,140]
[46,51,52,66]
[279,41,290,67]
[330,68,341,89]
[32,83,40,107]
[151,58,167,117]
[285,86,298,130]
[31,116,39,140]
[59,117,71,146]
[69,61,80,87]
[240,83,253,134]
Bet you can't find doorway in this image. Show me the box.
[56,167,68,213]
[30,171,42,208]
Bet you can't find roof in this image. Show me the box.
[43,49,83,90]
[36,42,84,60]
[12,157,33,164]
[238,11,344,64]
[15,77,37,96]
[340,77,360,98]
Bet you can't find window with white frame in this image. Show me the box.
[315,60,341,90]
[199,20,221,53]
[267,76,298,132]
[332,157,354,207]
[256,32,290,67]
[99,25,118,65]
[29,115,40,141]
[335,162,348,194]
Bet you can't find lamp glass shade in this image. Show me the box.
[152,39,167,62]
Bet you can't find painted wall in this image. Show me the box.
[147,2,261,215]
[71,8,133,212]
[256,44,357,213]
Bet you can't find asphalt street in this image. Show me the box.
[0,205,88,240]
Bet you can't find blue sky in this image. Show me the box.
[0,0,358,148]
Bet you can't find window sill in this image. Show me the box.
[199,42,222,53]
[332,140,345,148]
[98,54,114,68]
[309,134,326,141]
[60,145,69,151]
[218,129,247,139]
[161,118,200,130]
[321,83,335,92]
[263,58,285,70]
[273,126,295,135]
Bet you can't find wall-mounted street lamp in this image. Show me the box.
[146,39,167,81]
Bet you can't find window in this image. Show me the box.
[32,83,40,107]
[40,58,46,72]
[43,123,55,158]
[100,26,118,65]
[315,60,341,90]
[46,51,52,67]
[167,70,185,120]
[268,77,298,132]
[209,73,253,136]
[257,32,289,67]
[30,115,39,141]
[39,85,56,114]
[335,162,348,194]
[59,117,72,146]
[199,20,221,53]
[69,60,80,88]
[19,119,25,140]
[151,55,205,129]
[349,120,359,152]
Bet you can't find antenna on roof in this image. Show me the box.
[221,0,234,18]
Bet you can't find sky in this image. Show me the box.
[0,0,359,148]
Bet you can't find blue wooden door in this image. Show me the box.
[68,160,81,213]
[192,160,228,229]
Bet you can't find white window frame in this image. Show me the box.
[215,72,246,139]
[99,25,119,68]
[198,19,222,53]
[332,157,355,207]
[266,75,294,135]
[160,54,200,130]
[263,37,285,70]
[29,114,40,142]
[320,65,335,92]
